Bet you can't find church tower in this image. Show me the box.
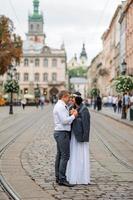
[26,0,46,44]
[80,43,88,65]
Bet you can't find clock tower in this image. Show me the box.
[26,0,46,44]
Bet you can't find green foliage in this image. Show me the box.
[90,88,100,97]
[4,79,19,93]
[0,15,22,75]
[69,67,87,77]
[114,76,133,93]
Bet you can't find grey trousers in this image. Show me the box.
[54,131,70,181]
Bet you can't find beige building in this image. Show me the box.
[101,5,122,95]
[1,0,67,100]
[88,5,122,96]
[87,52,108,96]
[125,0,133,76]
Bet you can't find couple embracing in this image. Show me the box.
[53,90,90,187]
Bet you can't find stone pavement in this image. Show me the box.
[20,106,133,200]
[0,187,9,200]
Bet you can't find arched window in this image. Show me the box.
[35,59,40,67]
[34,73,40,82]
[24,73,29,81]
[52,59,57,67]
[44,58,48,67]
[43,73,48,82]
[52,73,57,81]
[24,58,29,66]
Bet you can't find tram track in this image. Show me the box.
[0,109,48,200]
[91,112,133,172]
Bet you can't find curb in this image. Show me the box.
[91,109,133,128]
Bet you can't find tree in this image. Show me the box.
[113,76,133,93]
[0,15,22,75]
[68,67,87,78]
[4,79,19,93]
[90,88,100,97]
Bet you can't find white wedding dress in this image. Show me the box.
[66,132,90,184]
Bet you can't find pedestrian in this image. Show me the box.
[39,95,45,109]
[112,96,117,113]
[122,93,130,118]
[66,95,91,184]
[96,95,102,111]
[118,96,122,113]
[107,95,113,107]
[53,90,78,187]
[21,98,27,110]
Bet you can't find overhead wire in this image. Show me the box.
[89,0,113,43]
[7,0,26,36]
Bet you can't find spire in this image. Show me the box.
[33,0,39,15]
[61,41,65,50]
[74,53,77,61]
[80,43,87,59]
[29,0,43,21]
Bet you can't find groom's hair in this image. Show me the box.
[58,90,70,99]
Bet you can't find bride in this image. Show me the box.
[66,95,91,184]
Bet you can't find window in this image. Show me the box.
[44,58,48,67]
[43,73,48,82]
[52,59,57,67]
[24,58,29,66]
[52,73,57,81]
[16,73,20,81]
[24,88,28,94]
[30,24,33,30]
[34,73,40,82]
[24,73,29,81]
[37,24,40,30]
[35,59,40,67]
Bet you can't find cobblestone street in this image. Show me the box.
[19,105,133,200]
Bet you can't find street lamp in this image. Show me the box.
[121,60,127,75]
[7,64,17,114]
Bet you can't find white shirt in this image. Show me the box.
[112,97,118,104]
[53,100,75,131]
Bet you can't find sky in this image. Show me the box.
[0,0,122,64]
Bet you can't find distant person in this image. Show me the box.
[40,95,45,109]
[112,96,118,113]
[107,95,113,107]
[21,98,27,110]
[96,95,102,111]
[118,97,122,113]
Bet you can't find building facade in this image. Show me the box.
[101,5,122,95]
[125,0,133,75]
[1,0,67,100]
[87,52,108,96]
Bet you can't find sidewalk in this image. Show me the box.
[91,107,133,128]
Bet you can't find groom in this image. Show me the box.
[53,90,78,187]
